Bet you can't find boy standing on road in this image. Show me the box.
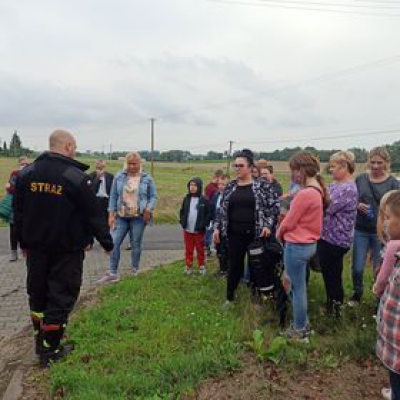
[180,177,211,275]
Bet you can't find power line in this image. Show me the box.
[235,127,400,146]
[206,0,400,17]
[153,53,400,122]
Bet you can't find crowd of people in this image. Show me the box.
[181,146,400,399]
[4,132,400,398]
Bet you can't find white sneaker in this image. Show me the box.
[381,387,391,400]
[199,266,207,275]
[132,268,139,276]
[97,273,120,284]
[184,266,192,275]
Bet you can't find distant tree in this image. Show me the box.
[206,151,223,160]
[9,130,23,157]
[348,147,368,163]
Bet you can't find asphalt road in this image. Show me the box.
[0,224,184,253]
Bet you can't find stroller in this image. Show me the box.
[248,239,288,326]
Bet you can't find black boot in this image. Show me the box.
[39,323,73,368]
[30,311,44,355]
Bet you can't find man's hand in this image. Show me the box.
[213,229,220,244]
[260,227,271,238]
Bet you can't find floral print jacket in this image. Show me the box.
[214,178,280,239]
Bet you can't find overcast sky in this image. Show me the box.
[1,0,400,154]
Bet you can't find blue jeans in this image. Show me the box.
[351,229,382,296]
[284,242,317,331]
[109,217,146,274]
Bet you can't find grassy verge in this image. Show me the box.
[49,261,247,400]
[44,255,378,399]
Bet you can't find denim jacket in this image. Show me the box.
[108,171,157,215]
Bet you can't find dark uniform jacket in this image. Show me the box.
[13,152,114,253]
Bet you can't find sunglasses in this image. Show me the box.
[234,163,246,168]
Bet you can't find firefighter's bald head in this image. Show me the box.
[49,130,77,159]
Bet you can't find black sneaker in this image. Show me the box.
[348,293,362,307]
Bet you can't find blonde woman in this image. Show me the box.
[316,151,358,317]
[349,147,400,305]
[98,152,157,283]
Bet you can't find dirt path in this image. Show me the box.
[189,354,388,400]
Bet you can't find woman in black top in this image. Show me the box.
[214,150,280,304]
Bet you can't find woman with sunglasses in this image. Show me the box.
[213,149,280,306]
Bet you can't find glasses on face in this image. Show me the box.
[234,163,246,168]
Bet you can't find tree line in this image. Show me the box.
[2,132,400,171]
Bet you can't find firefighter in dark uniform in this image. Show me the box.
[13,129,114,367]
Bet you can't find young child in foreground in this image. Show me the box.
[376,190,400,400]
[373,190,400,297]
[179,177,211,275]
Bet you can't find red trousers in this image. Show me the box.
[183,231,205,267]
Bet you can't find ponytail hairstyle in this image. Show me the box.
[289,152,330,209]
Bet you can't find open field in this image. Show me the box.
[0,157,369,224]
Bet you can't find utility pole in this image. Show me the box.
[109,143,112,161]
[150,118,156,177]
[226,140,234,174]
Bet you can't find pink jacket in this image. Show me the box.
[277,187,323,244]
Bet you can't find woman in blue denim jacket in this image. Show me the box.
[98,152,157,283]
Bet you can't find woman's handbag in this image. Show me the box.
[0,193,13,223]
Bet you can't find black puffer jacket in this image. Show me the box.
[13,152,114,252]
[179,177,211,233]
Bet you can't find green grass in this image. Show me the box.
[45,256,378,399]
[49,262,247,400]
